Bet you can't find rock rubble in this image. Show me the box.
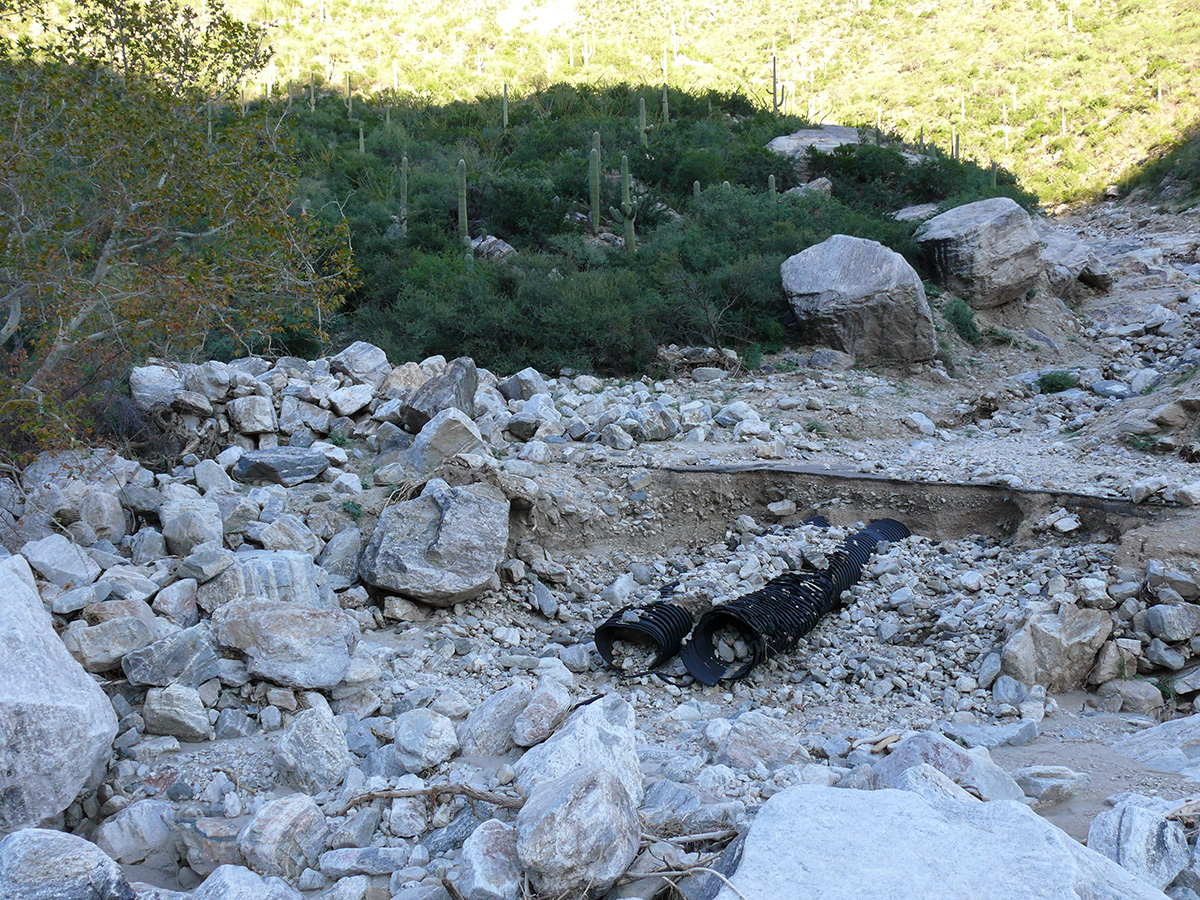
[0,195,1198,899]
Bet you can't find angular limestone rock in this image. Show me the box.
[0,557,118,830]
[0,828,135,900]
[914,197,1041,309]
[782,234,935,363]
[1001,604,1112,693]
[359,479,509,606]
[711,784,1169,900]
[515,766,640,900]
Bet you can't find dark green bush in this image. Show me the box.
[278,83,1034,375]
[1036,370,1079,394]
[942,296,983,345]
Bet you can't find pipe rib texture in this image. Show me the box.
[680,518,911,685]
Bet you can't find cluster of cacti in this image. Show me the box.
[608,154,638,255]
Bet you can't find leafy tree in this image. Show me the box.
[0,0,351,444]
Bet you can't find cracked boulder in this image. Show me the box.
[782,234,936,363]
[359,479,509,606]
[0,557,118,830]
[914,197,1042,309]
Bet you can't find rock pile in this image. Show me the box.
[0,192,1197,900]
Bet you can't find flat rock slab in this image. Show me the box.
[232,448,329,487]
[714,784,1169,900]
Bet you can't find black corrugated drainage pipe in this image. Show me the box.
[594,601,695,676]
[679,519,911,685]
[593,516,832,677]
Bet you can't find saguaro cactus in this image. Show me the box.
[588,148,600,233]
[661,83,670,125]
[772,55,786,115]
[768,174,777,201]
[457,159,472,264]
[503,82,509,129]
[400,154,409,238]
[639,96,650,146]
[609,154,638,255]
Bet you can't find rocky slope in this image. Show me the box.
[1,195,1199,900]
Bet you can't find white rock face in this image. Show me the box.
[513,693,642,806]
[358,479,509,606]
[781,234,936,363]
[0,827,136,900]
[1001,604,1112,693]
[0,556,118,830]
[1086,800,1188,889]
[515,765,640,900]
[914,197,1042,309]
[713,785,1170,900]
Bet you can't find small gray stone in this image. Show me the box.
[393,709,460,772]
[122,625,220,687]
[316,846,410,878]
[93,799,177,865]
[144,684,213,742]
[232,448,330,487]
[457,818,521,900]
[1013,766,1090,808]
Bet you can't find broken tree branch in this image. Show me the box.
[332,783,526,817]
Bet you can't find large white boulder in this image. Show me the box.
[0,557,118,830]
[359,479,509,606]
[1001,604,1112,693]
[781,235,936,363]
[0,828,135,899]
[713,785,1169,900]
[914,197,1042,309]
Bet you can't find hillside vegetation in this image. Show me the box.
[221,0,1199,204]
[269,83,1031,375]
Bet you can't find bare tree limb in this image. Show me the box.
[332,783,526,817]
[0,284,25,345]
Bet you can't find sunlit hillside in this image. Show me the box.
[225,0,1200,204]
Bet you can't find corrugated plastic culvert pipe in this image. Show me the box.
[679,519,911,685]
[593,601,695,676]
[594,515,833,677]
